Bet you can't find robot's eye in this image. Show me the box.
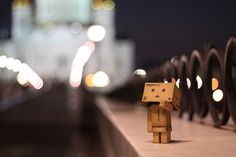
[151,89,155,92]
[162,89,166,92]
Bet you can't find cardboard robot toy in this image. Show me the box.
[142,82,181,143]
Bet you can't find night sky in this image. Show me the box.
[2,0,236,70]
[0,0,12,39]
[115,0,236,69]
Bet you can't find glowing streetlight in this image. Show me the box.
[87,25,106,42]
[133,69,146,76]
[18,63,43,90]
[69,42,95,88]
[212,89,223,102]
[164,79,168,83]
[0,55,7,68]
[6,57,15,71]
[93,71,110,87]
[0,55,43,89]
[196,75,203,89]
[187,78,191,89]
[16,73,28,86]
[176,78,180,88]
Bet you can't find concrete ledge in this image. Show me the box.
[96,97,236,157]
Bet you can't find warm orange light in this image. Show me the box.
[92,0,103,10]
[85,74,95,87]
[103,0,115,10]
[92,0,115,10]
[212,78,219,91]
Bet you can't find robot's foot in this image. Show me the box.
[153,132,171,144]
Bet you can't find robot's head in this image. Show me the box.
[142,82,181,110]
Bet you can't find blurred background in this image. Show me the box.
[1,0,236,156]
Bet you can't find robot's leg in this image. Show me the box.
[153,132,161,143]
[161,131,171,143]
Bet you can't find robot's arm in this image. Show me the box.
[159,101,174,112]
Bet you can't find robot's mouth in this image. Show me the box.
[147,102,160,107]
